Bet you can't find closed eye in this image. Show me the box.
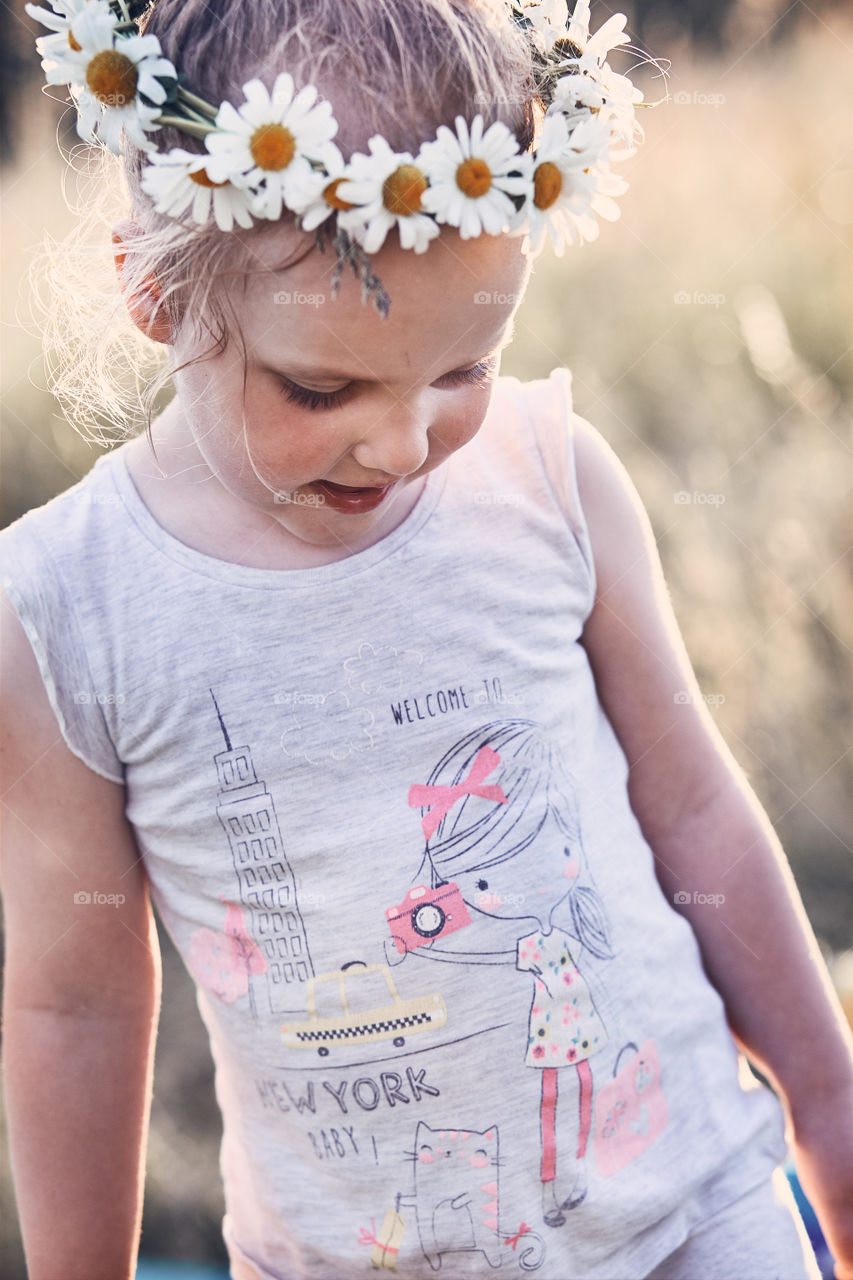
[278,354,499,413]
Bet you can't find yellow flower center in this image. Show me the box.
[533,161,562,210]
[68,29,82,52]
[85,48,139,108]
[323,177,356,210]
[189,168,228,189]
[382,164,428,216]
[456,157,492,199]
[249,123,296,171]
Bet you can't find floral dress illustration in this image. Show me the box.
[517,926,608,1067]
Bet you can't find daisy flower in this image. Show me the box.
[416,114,533,240]
[332,136,440,254]
[27,0,176,154]
[520,0,570,58]
[203,73,340,223]
[566,1,632,71]
[24,0,93,64]
[140,147,257,232]
[285,142,352,233]
[550,68,643,155]
[517,111,611,255]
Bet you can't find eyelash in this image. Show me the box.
[278,355,498,412]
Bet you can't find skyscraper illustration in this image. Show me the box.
[211,689,314,1016]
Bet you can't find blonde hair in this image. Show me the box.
[28,0,543,449]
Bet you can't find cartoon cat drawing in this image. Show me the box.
[408,1121,503,1270]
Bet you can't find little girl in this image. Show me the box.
[2,1,852,1278]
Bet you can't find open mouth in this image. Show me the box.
[310,478,396,513]
[321,480,391,493]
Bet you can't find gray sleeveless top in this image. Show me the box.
[0,370,788,1279]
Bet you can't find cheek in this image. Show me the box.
[244,386,341,474]
[430,388,494,458]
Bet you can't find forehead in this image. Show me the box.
[233,224,531,378]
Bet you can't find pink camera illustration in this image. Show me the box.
[386,881,472,955]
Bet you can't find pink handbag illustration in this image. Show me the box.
[593,1038,668,1177]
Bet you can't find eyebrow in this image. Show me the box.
[268,321,517,382]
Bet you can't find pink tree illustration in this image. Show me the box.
[188,896,268,1016]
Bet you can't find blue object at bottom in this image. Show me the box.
[785,1158,836,1280]
[135,1263,229,1280]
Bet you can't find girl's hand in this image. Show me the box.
[789,1084,853,1279]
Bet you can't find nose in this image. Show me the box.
[350,397,431,479]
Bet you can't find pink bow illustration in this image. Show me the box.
[504,1221,532,1250]
[408,745,508,840]
[357,1219,380,1247]
[357,1219,400,1256]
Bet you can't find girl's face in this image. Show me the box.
[163,225,532,556]
[448,806,581,926]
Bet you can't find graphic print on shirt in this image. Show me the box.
[187,896,268,1012]
[396,718,670,1229]
[192,673,671,1258]
[593,1038,669,1177]
[281,959,447,1057]
[188,690,315,1018]
[394,1122,545,1273]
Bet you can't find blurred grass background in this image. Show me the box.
[1,0,852,1273]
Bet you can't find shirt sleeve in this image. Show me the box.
[516,930,541,974]
[524,366,598,618]
[0,515,124,784]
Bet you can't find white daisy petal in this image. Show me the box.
[191,184,211,225]
[270,72,295,106]
[212,194,234,233]
[585,13,630,65]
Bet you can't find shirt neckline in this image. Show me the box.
[103,440,447,589]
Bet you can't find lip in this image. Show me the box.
[322,480,391,493]
[311,479,395,513]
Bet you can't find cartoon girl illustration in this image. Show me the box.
[405,719,615,1229]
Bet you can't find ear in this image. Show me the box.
[112,218,172,344]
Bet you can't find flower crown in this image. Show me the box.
[25,0,664,315]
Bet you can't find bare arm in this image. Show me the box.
[0,587,161,1280]
[572,415,853,1274]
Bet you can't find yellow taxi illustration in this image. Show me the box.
[281,961,447,1057]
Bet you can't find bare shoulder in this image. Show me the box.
[571,413,656,571]
[570,414,738,835]
[0,586,159,1014]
